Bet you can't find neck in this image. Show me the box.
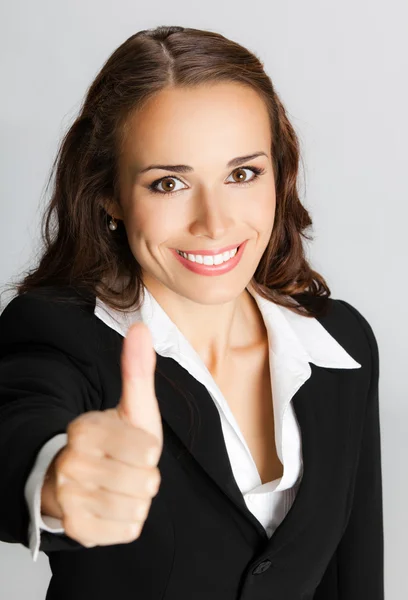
[142,275,267,372]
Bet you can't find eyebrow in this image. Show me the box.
[136,151,268,175]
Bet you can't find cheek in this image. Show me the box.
[247,193,276,231]
[130,202,176,246]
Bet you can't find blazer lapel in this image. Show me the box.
[153,352,269,540]
[264,363,355,560]
[152,351,355,555]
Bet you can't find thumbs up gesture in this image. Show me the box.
[116,322,163,448]
[51,322,163,548]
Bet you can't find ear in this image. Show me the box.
[100,198,124,220]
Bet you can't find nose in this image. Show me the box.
[188,190,236,241]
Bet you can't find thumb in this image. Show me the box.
[116,321,163,446]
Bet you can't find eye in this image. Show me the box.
[225,166,264,185]
[147,166,265,196]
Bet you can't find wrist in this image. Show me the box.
[41,453,64,520]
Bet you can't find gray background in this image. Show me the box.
[0,0,406,598]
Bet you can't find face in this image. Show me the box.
[113,82,276,307]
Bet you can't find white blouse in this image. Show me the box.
[25,282,361,562]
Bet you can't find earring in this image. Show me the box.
[108,216,117,231]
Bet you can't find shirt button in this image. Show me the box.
[252,559,272,575]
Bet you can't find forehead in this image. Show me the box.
[120,83,271,161]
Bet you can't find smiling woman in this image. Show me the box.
[106,80,279,333]
[3,25,328,320]
[0,23,383,600]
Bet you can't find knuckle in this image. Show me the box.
[68,413,99,442]
[129,505,141,522]
[67,418,85,438]
[55,447,71,471]
[58,449,82,479]
[63,515,82,542]
[144,444,160,466]
[132,501,148,522]
[125,522,141,541]
[147,468,161,495]
[67,428,88,450]
[150,439,162,457]
[82,411,102,424]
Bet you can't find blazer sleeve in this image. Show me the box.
[314,299,384,599]
[0,291,102,556]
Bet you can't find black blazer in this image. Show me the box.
[0,286,384,600]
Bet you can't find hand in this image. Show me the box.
[53,322,163,547]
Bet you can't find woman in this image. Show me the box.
[0,25,383,600]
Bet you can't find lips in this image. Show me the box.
[171,239,248,276]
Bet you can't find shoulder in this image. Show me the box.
[0,286,105,411]
[303,294,379,386]
[0,285,98,358]
[332,297,379,386]
[331,298,378,354]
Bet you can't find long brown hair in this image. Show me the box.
[2,25,331,318]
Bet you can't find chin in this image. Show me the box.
[172,282,247,305]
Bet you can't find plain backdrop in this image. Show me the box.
[0,1,406,598]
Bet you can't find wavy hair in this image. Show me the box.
[3,25,331,318]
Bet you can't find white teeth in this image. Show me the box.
[176,246,239,265]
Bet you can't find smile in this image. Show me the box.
[175,246,239,265]
[171,240,248,276]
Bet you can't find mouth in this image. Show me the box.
[170,240,248,276]
[175,243,242,261]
